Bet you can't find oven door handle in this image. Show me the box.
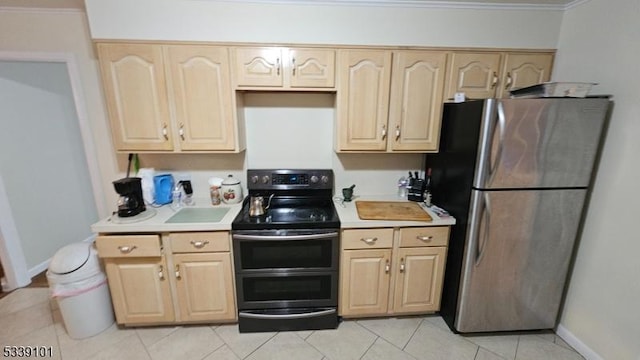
[233,232,338,241]
[238,308,336,320]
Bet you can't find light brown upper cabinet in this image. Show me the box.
[232,47,335,90]
[499,53,554,97]
[446,51,554,100]
[336,49,447,152]
[97,43,243,152]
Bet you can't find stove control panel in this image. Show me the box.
[247,169,333,190]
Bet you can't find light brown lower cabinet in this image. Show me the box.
[96,232,236,326]
[339,226,449,318]
[102,256,175,324]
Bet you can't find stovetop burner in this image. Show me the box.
[231,169,340,230]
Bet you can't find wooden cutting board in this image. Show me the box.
[355,201,432,222]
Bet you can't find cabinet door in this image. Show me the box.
[287,48,335,88]
[392,247,447,314]
[498,53,554,98]
[104,257,175,324]
[173,253,236,322]
[97,43,173,151]
[233,47,283,87]
[165,46,236,151]
[389,51,447,151]
[340,249,391,317]
[446,52,502,100]
[336,50,392,151]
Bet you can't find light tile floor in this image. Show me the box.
[0,288,584,360]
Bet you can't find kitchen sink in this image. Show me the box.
[165,207,230,223]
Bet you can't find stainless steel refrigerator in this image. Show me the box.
[428,97,611,333]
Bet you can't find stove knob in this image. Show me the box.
[321,175,330,184]
[250,175,259,184]
[310,175,319,184]
[261,175,270,184]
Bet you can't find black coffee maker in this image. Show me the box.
[113,177,145,217]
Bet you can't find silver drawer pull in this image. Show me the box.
[118,245,137,254]
[190,240,209,249]
[361,237,378,244]
[239,308,335,320]
[416,235,433,242]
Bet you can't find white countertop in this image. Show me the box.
[91,198,243,233]
[334,195,456,228]
[91,195,456,234]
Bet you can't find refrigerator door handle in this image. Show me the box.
[464,191,484,272]
[488,102,506,185]
[475,193,491,267]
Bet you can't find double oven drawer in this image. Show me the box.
[232,229,340,331]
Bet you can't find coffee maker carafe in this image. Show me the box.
[113,177,146,217]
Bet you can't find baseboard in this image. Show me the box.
[27,234,97,278]
[556,324,604,360]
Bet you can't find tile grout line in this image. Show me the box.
[196,327,227,360]
[135,328,154,360]
[235,330,278,360]
[401,317,425,351]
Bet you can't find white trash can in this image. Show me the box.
[47,242,115,339]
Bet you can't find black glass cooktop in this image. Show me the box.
[232,199,340,230]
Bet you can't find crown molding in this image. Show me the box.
[205,0,581,11]
[0,6,84,14]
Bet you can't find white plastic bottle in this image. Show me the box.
[170,183,183,211]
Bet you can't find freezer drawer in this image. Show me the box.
[455,188,586,332]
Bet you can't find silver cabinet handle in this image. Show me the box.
[276,57,280,76]
[175,264,181,280]
[385,259,390,273]
[361,237,378,244]
[381,125,387,140]
[504,72,512,90]
[291,57,296,76]
[491,71,498,89]
[416,235,433,242]
[190,240,209,249]
[399,258,405,273]
[158,265,164,280]
[117,245,137,254]
[179,123,185,140]
[395,125,401,140]
[162,123,169,140]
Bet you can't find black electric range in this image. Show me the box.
[231,169,341,333]
[231,169,340,230]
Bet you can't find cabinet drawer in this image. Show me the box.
[342,228,394,250]
[96,235,161,258]
[399,227,449,248]
[170,232,229,253]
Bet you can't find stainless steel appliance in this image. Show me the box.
[428,97,611,333]
[231,169,340,333]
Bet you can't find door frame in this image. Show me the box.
[0,51,104,291]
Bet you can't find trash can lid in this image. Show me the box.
[49,242,91,275]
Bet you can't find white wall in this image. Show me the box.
[0,9,115,218]
[553,0,640,359]
[85,0,562,49]
[0,61,98,270]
